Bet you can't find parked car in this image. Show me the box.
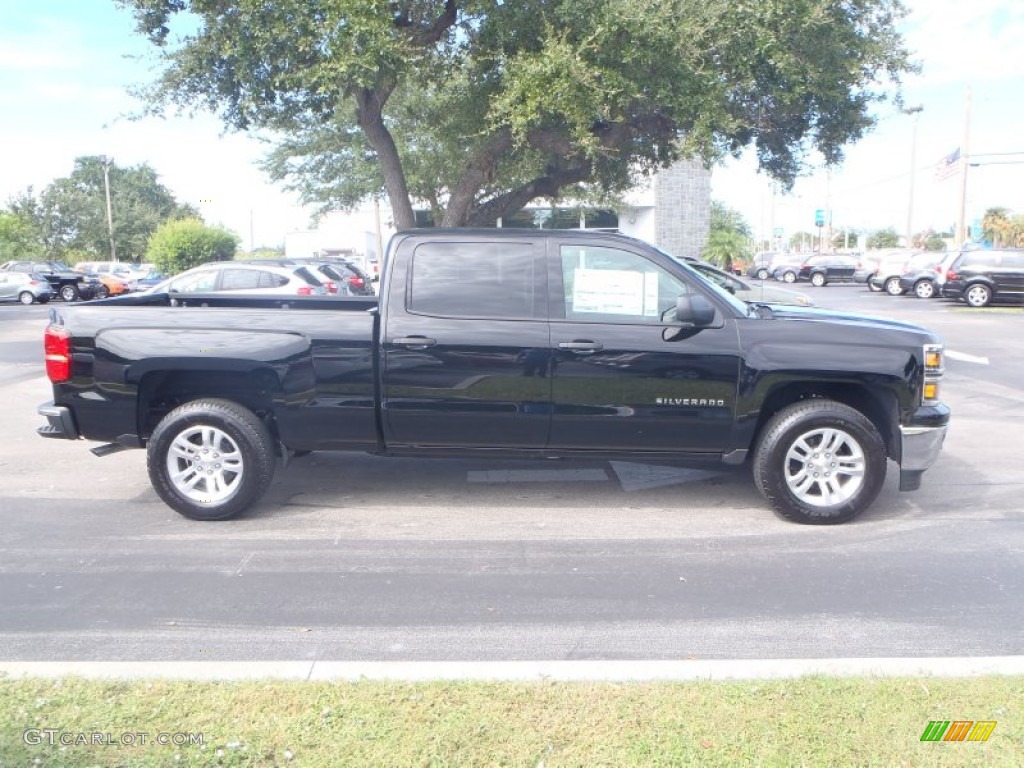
[775,254,858,286]
[852,254,882,287]
[688,261,814,307]
[310,260,376,296]
[746,252,779,280]
[867,251,922,295]
[74,261,151,282]
[146,262,329,297]
[896,253,947,299]
[765,254,806,282]
[0,260,100,301]
[940,249,1024,307]
[0,271,52,304]
[90,273,132,299]
[126,271,167,292]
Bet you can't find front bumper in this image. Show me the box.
[897,403,951,491]
[900,423,948,471]
[37,402,79,440]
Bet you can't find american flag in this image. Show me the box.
[935,148,961,181]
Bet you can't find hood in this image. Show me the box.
[759,304,940,339]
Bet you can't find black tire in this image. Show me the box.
[756,268,770,280]
[18,291,35,305]
[913,280,935,299]
[810,272,827,287]
[753,399,887,524]
[866,280,882,292]
[964,283,992,308]
[94,285,110,300]
[884,277,903,296]
[782,271,797,284]
[147,398,276,520]
[59,284,80,302]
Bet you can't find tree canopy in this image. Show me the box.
[867,227,900,249]
[5,156,198,262]
[120,0,913,229]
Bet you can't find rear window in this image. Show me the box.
[292,267,322,286]
[258,271,289,288]
[409,241,539,319]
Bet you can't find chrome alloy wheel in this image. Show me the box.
[783,427,866,507]
[165,426,244,503]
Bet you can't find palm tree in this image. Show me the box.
[701,229,749,269]
[981,207,1012,247]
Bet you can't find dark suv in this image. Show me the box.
[0,260,99,302]
[941,249,1024,307]
[776,254,858,286]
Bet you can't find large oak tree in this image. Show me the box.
[119,0,913,229]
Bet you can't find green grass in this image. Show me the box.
[1,676,1021,766]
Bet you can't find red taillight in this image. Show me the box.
[296,286,313,296]
[44,326,71,383]
[347,276,365,289]
[324,281,338,294]
[946,270,957,281]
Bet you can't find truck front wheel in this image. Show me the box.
[147,398,276,520]
[753,399,886,524]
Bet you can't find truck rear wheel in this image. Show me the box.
[753,399,886,524]
[147,398,276,520]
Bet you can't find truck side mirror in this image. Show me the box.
[675,294,716,327]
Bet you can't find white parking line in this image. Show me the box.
[945,350,990,365]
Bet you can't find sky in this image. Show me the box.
[1,1,1022,249]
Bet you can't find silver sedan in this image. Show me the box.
[0,271,52,304]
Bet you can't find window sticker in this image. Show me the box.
[572,268,650,315]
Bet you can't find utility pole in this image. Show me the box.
[903,105,923,247]
[100,156,116,261]
[956,88,972,246]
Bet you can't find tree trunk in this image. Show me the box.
[356,88,417,230]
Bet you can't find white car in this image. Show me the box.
[74,261,151,282]
[147,263,329,296]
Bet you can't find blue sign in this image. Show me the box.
[814,209,829,228]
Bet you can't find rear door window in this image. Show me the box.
[408,241,541,319]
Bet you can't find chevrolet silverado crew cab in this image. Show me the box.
[38,229,950,524]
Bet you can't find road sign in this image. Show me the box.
[814,209,830,228]
[773,227,784,237]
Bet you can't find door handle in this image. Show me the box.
[391,336,437,348]
[558,340,603,353]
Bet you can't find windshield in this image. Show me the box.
[652,247,750,315]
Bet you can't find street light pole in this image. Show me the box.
[903,106,923,247]
[100,156,116,261]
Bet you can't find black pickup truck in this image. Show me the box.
[38,229,950,524]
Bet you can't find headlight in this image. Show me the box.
[922,343,944,406]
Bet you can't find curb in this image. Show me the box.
[3,657,1024,682]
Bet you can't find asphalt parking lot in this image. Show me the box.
[0,286,1022,662]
